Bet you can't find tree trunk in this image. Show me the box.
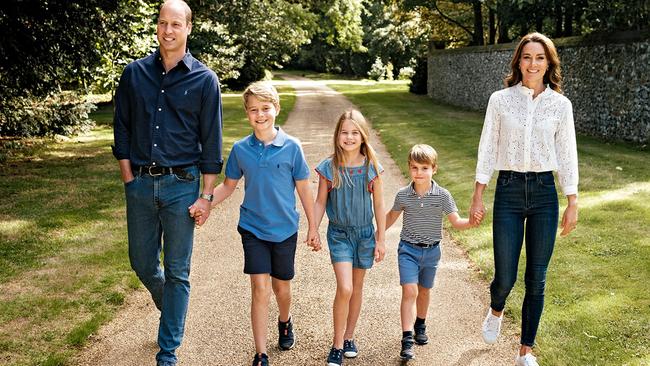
[554,0,563,37]
[472,0,484,45]
[496,0,511,43]
[564,0,574,36]
[489,5,496,44]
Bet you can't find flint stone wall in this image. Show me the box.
[427,31,650,143]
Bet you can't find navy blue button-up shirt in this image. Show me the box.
[112,49,223,174]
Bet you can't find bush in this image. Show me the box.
[409,56,428,95]
[0,92,96,138]
[368,57,386,80]
[398,66,415,80]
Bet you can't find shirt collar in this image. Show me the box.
[154,49,193,71]
[408,180,439,196]
[516,82,551,98]
[249,127,287,147]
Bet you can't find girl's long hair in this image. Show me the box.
[505,32,563,93]
[330,109,381,189]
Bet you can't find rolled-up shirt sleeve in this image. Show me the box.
[112,65,132,160]
[555,99,579,196]
[475,92,501,184]
[198,72,223,174]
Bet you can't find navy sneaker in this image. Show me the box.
[252,353,269,366]
[343,339,358,358]
[327,347,344,366]
[400,333,415,360]
[414,322,429,345]
[278,317,295,350]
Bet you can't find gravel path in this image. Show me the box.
[74,76,517,366]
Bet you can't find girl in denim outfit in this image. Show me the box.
[314,109,386,366]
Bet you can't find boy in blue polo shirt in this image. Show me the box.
[202,81,320,366]
[385,144,480,361]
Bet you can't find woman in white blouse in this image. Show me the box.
[470,33,578,366]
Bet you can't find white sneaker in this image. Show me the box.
[481,308,503,344]
[515,353,539,366]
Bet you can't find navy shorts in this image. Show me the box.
[238,226,297,280]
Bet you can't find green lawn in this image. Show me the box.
[322,79,650,366]
[0,85,295,366]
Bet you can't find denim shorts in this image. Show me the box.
[327,223,376,269]
[238,226,297,280]
[397,240,441,288]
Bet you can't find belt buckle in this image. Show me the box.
[147,166,163,176]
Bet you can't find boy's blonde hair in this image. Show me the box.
[408,144,437,167]
[242,81,280,110]
[331,109,381,189]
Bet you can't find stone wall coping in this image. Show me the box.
[428,30,650,56]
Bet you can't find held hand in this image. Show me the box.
[469,198,486,225]
[374,231,386,262]
[374,242,386,262]
[560,204,578,237]
[189,198,212,227]
[305,228,321,252]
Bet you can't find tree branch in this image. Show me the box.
[431,0,474,38]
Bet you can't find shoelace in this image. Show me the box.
[486,315,500,328]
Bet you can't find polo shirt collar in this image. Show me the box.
[249,127,287,147]
[408,180,440,196]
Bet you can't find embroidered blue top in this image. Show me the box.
[315,157,383,228]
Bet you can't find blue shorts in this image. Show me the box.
[327,223,375,269]
[397,240,441,288]
[238,226,297,280]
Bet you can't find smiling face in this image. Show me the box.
[409,161,436,186]
[519,41,548,87]
[337,119,364,154]
[156,1,191,55]
[245,95,279,136]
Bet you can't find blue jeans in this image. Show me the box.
[490,170,558,347]
[124,166,199,363]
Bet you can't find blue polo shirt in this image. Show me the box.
[225,127,310,242]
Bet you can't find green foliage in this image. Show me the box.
[192,0,317,89]
[0,92,96,138]
[92,0,157,94]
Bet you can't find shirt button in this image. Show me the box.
[156,125,160,129]
[158,108,162,111]
[162,71,165,75]
[161,90,165,93]
[152,162,157,166]
[153,144,157,147]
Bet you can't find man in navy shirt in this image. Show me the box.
[112,1,222,365]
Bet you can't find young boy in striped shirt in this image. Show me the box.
[385,144,480,361]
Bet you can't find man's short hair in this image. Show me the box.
[160,0,192,24]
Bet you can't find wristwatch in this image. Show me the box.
[199,193,214,202]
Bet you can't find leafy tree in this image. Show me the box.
[189,0,317,89]
[92,0,157,95]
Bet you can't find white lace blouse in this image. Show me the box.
[475,83,579,196]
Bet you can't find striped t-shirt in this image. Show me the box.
[391,180,458,245]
